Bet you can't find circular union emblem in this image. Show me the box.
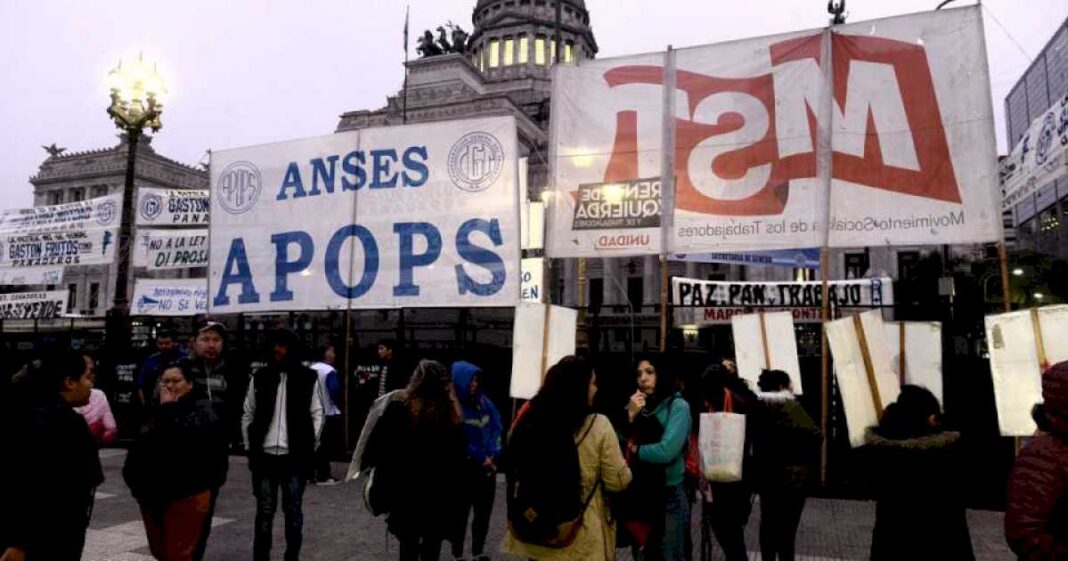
[96,200,117,226]
[139,192,163,221]
[217,161,262,215]
[448,131,504,192]
[1036,113,1055,165]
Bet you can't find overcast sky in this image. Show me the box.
[1,0,1064,211]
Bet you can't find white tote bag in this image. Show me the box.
[698,390,746,483]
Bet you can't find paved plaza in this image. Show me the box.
[82,450,1014,561]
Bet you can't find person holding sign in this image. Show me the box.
[753,370,819,561]
[863,385,974,561]
[622,358,692,561]
[1006,360,1068,559]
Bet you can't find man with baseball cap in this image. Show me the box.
[182,316,248,448]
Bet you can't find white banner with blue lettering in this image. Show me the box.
[208,116,521,312]
[133,278,208,317]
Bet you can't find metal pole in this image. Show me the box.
[342,308,353,450]
[659,259,669,352]
[112,130,140,315]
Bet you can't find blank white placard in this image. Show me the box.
[509,303,578,400]
[986,310,1043,436]
[826,316,878,448]
[857,310,902,409]
[731,311,803,394]
[885,321,943,406]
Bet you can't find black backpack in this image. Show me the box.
[506,413,597,548]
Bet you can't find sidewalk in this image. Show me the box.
[85,451,1012,560]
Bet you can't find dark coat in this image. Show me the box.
[865,429,975,561]
[123,395,229,505]
[1005,361,1068,560]
[181,356,248,436]
[753,392,821,491]
[0,397,104,559]
[364,399,467,539]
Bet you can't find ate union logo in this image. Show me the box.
[600,32,962,217]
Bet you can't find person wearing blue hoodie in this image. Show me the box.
[449,361,503,561]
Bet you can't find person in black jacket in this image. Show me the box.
[753,370,820,561]
[183,317,247,450]
[123,362,229,561]
[241,330,325,561]
[865,385,974,561]
[0,351,103,561]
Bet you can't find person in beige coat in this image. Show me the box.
[503,356,633,561]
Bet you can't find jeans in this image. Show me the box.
[252,454,306,561]
[315,416,342,481]
[759,489,807,561]
[451,463,496,558]
[635,484,692,561]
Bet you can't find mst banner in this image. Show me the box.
[546,6,1000,257]
[209,116,520,312]
[0,290,68,320]
[134,228,209,270]
[136,187,210,226]
[673,276,893,325]
[133,278,208,317]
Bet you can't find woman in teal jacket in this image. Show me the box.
[625,357,692,561]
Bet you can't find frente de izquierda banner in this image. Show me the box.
[209,116,521,313]
[545,6,1002,257]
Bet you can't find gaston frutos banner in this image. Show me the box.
[0,194,120,268]
[136,187,210,226]
[546,6,1001,257]
[209,116,521,313]
[673,276,893,326]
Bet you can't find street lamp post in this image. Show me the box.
[105,55,165,348]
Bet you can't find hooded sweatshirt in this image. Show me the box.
[451,361,503,464]
[1006,360,1068,560]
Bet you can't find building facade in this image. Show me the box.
[1004,16,1068,259]
[29,135,207,317]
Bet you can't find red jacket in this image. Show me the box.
[1006,361,1068,560]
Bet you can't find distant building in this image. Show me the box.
[1004,16,1068,259]
[29,134,207,317]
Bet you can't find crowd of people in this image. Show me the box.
[1,319,1068,561]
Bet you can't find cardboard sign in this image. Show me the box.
[885,321,943,405]
[826,310,901,447]
[731,311,803,394]
[510,303,578,400]
[986,306,1068,436]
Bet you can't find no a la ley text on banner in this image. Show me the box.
[133,228,209,270]
[0,290,69,320]
[673,276,893,326]
[0,194,121,268]
[545,6,1001,257]
[132,278,208,317]
[136,187,210,226]
[209,116,521,313]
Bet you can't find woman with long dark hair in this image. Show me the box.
[621,357,692,561]
[503,356,632,561]
[364,360,468,561]
[865,384,974,561]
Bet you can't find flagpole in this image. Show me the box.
[402,5,410,125]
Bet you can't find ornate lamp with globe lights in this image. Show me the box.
[105,54,166,346]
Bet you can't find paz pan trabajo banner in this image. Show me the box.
[209,116,521,312]
[545,6,1001,257]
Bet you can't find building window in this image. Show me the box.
[564,41,574,63]
[550,38,557,64]
[89,283,100,312]
[49,190,63,205]
[589,277,604,312]
[489,39,500,68]
[67,283,77,314]
[897,251,920,281]
[71,188,85,202]
[534,36,546,65]
[479,48,486,71]
[627,276,643,310]
[518,35,529,64]
[844,251,870,279]
[794,268,815,282]
[91,185,108,198]
[503,37,515,66]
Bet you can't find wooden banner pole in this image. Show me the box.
[853,314,884,416]
[898,321,907,386]
[659,258,669,352]
[998,241,1012,314]
[1031,308,1049,373]
[819,248,831,486]
[759,310,771,370]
